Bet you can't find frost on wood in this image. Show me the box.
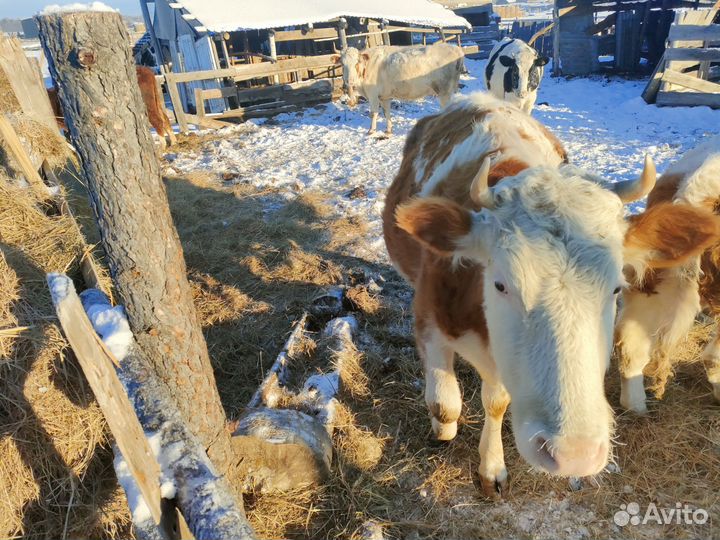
[79,288,256,540]
[80,288,133,361]
[234,312,359,492]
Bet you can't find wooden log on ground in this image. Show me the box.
[248,312,308,408]
[73,282,256,540]
[37,11,237,477]
[233,315,358,493]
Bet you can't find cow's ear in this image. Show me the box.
[499,55,513,67]
[624,202,720,275]
[396,197,474,256]
[331,54,341,64]
[535,56,549,66]
[360,52,371,63]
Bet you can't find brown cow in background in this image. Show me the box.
[48,65,176,148]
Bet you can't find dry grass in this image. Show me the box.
[162,171,719,539]
[8,148,719,539]
[0,173,130,539]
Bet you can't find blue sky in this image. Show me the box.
[1,0,140,19]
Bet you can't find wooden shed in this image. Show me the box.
[552,0,717,75]
[138,0,470,129]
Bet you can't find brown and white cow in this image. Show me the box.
[617,135,720,414]
[382,93,715,495]
[332,43,464,135]
[48,65,176,148]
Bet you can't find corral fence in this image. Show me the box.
[642,9,720,107]
[164,22,480,131]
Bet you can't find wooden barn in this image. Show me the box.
[138,0,471,129]
[552,0,718,76]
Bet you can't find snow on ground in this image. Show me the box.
[166,59,720,262]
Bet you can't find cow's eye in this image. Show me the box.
[494,281,507,294]
[613,286,622,295]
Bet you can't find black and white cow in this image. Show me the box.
[485,38,549,113]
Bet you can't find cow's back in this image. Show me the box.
[372,44,464,102]
[383,93,567,282]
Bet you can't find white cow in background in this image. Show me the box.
[485,38,548,113]
[333,43,465,135]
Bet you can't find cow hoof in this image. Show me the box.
[431,417,457,441]
[620,375,648,414]
[367,129,376,136]
[473,469,508,499]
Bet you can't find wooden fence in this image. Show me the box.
[643,9,720,108]
[167,24,472,130]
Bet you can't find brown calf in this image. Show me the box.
[616,135,720,413]
[47,65,176,148]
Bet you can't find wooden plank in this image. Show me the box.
[656,91,720,107]
[0,36,57,132]
[165,73,188,133]
[669,24,720,41]
[642,54,666,103]
[664,47,720,61]
[462,45,480,55]
[273,27,339,43]
[46,273,162,525]
[165,54,336,84]
[0,115,48,198]
[194,87,205,119]
[198,86,238,101]
[661,68,720,92]
[183,113,228,129]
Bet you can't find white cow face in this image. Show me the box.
[487,39,549,101]
[397,163,656,477]
[331,47,369,107]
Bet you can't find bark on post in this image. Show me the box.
[36,12,236,477]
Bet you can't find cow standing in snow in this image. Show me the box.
[485,38,548,113]
[382,92,713,495]
[332,43,464,135]
[616,135,720,414]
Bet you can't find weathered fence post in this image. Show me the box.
[36,11,237,481]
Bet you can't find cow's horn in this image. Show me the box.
[333,43,340,54]
[611,155,656,203]
[470,158,494,208]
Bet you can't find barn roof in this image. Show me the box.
[173,0,471,32]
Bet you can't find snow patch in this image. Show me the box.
[114,453,153,524]
[40,1,118,14]
[83,297,133,361]
[47,273,72,306]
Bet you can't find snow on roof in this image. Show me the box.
[40,1,118,14]
[173,0,471,33]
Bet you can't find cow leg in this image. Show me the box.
[452,332,509,497]
[167,128,177,146]
[617,322,652,414]
[367,97,380,135]
[701,323,720,402]
[617,275,699,413]
[478,378,510,497]
[418,324,461,441]
[381,99,392,135]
